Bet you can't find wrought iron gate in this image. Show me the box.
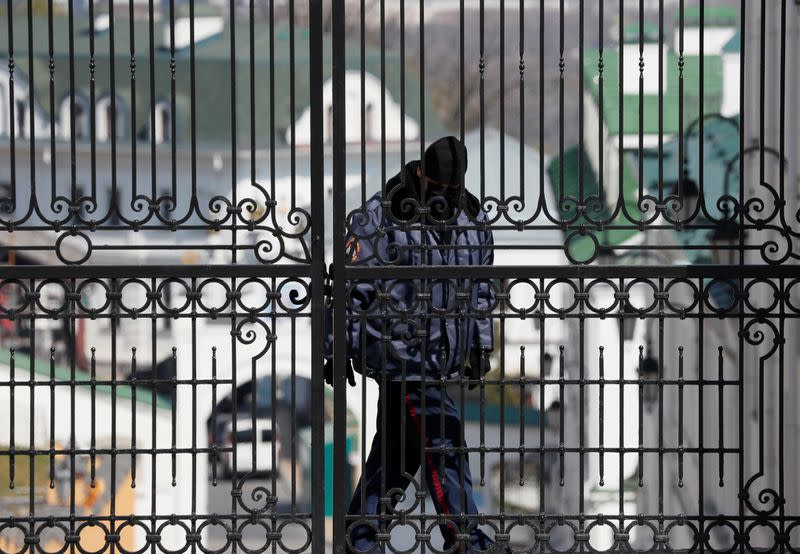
[1,1,799,552]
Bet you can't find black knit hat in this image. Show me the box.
[422,136,468,186]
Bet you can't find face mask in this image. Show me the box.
[428,185,461,218]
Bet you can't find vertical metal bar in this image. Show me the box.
[48,0,56,219]
[129,0,138,205]
[131,348,137,487]
[519,346,526,485]
[28,278,36,547]
[4,0,15,211]
[539,0,544,217]
[599,346,604,487]
[637,0,644,203]
[109,0,119,227]
[698,0,706,218]
[539,277,546,519]
[458,310,468,528]
[678,346,684,488]
[778,2,788,546]
[499,0,505,203]
[49,348,55,488]
[578,0,584,204]
[229,296,238,554]
[231,0,239,265]
[361,0,368,210]
[618,279,625,543]
[778,275,786,549]
[250,0,256,216]
[189,0,197,207]
[677,0,685,221]
[479,0,485,201]
[291,319,297,512]
[190,288,198,554]
[331,0,347,548]
[90,348,97,486]
[578,277,585,549]
[419,0,426,178]
[69,279,77,554]
[150,277,158,549]
[270,278,277,554]
[8,347,14,489]
[110,278,118,554]
[558,345,565,487]
[617,0,625,224]
[637,346,644,487]
[737,2,745,548]
[419,297,429,554]
[460,0,465,143]
[657,0,664,203]
[268,0,275,239]
[309,0,326,547]
[479,341,486,486]
[172,347,178,486]
[698,276,705,553]
[518,0,525,207]
[718,347,724,486]
[558,0,564,206]
[211,346,219,486]
[89,0,98,209]
[148,0,157,205]
[380,324,388,551]
[597,0,604,211]
[25,0,34,203]
[169,0,177,211]
[658,279,665,541]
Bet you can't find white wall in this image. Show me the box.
[622,44,667,96]
[0,360,188,548]
[293,71,420,146]
[721,52,740,117]
[675,27,737,57]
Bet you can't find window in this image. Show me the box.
[152,101,171,144]
[364,102,373,142]
[60,95,91,141]
[15,99,27,138]
[107,187,121,225]
[0,182,12,213]
[158,189,172,220]
[96,96,124,141]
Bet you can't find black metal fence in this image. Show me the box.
[0,0,799,552]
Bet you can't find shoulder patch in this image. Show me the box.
[345,236,361,262]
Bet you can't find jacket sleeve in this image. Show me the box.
[324,203,382,361]
[472,225,495,352]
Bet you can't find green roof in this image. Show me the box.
[623,22,661,44]
[583,49,724,137]
[723,30,740,54]
[678,6,738,27]
[0,349,172,410]
[0,15,441,147]
[547,145,641,262]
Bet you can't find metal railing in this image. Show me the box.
[0,1,798,552]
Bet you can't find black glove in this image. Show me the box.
[467,348,491,390]
[324,358,357,387]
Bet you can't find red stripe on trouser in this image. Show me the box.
[404,393,461,550]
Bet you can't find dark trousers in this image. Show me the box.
[346,381,494,552]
